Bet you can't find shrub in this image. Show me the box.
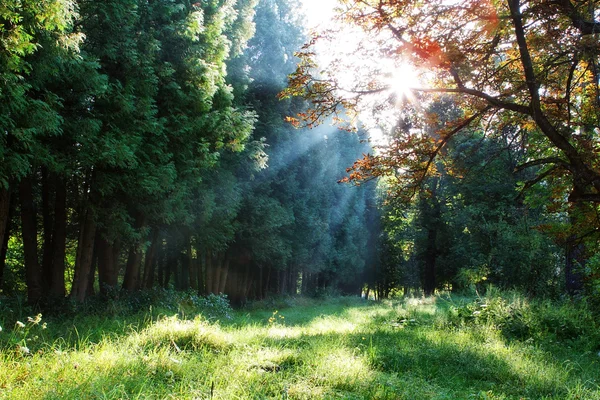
[447,292,599,345]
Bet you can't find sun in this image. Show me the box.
[387,61,420,103]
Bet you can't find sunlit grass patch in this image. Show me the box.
[1,293,600,399]
[130,315,231,353]
[305,314,358,335]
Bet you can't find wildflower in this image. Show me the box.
[19,346,30,355]
[473,311,481,316]
[42,323,47,330]
[15,321,25,328]
[0,326,2,333]
[27,314,42,324]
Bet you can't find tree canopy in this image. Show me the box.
[283,0,600,204]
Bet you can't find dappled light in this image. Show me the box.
[2,295,600,399]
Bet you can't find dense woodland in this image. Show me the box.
[1,0,600,308]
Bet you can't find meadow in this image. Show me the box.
[1,291,599,399]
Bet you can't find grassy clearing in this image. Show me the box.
[1,293,600,399]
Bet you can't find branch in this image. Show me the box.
[415,106,492,188]
[508,0,595,183]
[554,0,600,35]
[515,157,571,172]
[508,0,541,110]
[517,166,560,198]
[565,53,579,127]
[412,87,531,114]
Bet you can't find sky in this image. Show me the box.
[301,0,337,30]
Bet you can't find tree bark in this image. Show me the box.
[213,252,223,294]
[162,243,171,288]
[197,247,205,295]
[20,176,43,305]
[185,234,196,290]
[142,229,159,289]
[123,243,143,291]
[205,249,214,294]
[168,238,179,289]
[49,176,67,298]
[564,199,591,295]
[87,248,97,297]
[70,205,97,302]
[41,168,55,291]
[180,243,190,291]
[243,263,252,301]
[0,188,10,253]
[97,235,119,294]
[0,187,12,290]
[218,254,229,294]
[122,214,146,292]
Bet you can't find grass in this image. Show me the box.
[1,293,600,399]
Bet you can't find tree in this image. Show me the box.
[0,0,82,304]
[283,0,600,203]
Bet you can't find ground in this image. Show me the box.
[1,293,599,399]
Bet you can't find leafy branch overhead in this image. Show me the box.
[283,0,600,203]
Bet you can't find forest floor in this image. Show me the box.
[1,292,600,399]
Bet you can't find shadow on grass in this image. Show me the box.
[4,297,600,400]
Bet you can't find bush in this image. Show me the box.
[447,292,599,345]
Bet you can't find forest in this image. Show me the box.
[2,0,600,398]
[2,0,600,308]
[0,0,378,306]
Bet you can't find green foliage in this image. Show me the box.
[377,109,563,297]
[447,292,599,345]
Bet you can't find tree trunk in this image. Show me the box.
[157,239,165,287]
[70,205,97,302]
[0,188,12,290]
[87,247,97,297]
[218,254,229,294]
[168,238,179,290]
[565,200,589,295]
[180,237,190,290]
[565,235,585,294]
[142,229,159,289]
[0,188,10,254]
[97,235,119,294]
[122,214,146,292]
[20,176,43,305]
[265,267,272,298]
[49,176,67,298]
[186,235,197,290]
[205,249,214,294]
[197,247,205,295]
[162,245,171,288]
[123,244,143,291]
[243,263,252,301]
[213,252,223,294]
[41,168,55,292]
[423,227,437,297]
